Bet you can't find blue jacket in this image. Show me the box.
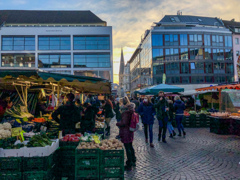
[138,102,156,124]
[173,100,185,115]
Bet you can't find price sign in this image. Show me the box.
[11,127,23,137]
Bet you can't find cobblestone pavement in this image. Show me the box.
[109,119,240,180]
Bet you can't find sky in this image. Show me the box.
[0,0,240,84]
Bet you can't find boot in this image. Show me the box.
[162,137,167,143]
[173,131,176,136]
[158,127,162,141]
[150,143,154,148]
[178,133,182,137]
[183,131,186,136]
[169,134,173,138]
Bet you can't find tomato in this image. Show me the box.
[61,138,68,142]
[69,137,79,142]
[75,133,82,137]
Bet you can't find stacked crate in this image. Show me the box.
[75,149,100,180]
[0,157,22,180]
[99,150,124,180]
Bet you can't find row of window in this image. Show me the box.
[152,34,232,47]
[153,62,234,75]
[1,53,111,68]
[1,36,110,51]
[153,76,234,84]
[152,48,233,61]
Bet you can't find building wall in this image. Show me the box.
[0,26,113,82]
[233,34,240,81]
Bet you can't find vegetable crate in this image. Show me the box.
[99,167,124,180]
[59,140,79,148]
[0,171,22,180]
[75,149,100,179]
[22,168,54,180]
[99,150,124,167]
[22,153,54,171]
[0,157,22,171]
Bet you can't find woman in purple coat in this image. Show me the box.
[116,103,136,171]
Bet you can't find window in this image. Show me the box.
[38,36,70,50]
[1,54,35,67]
[152,34,163,46]
[235,38,239,45]
[180,48,188,60]
[212,35,224,46]
[226,76,234,83]
[204,35,211,46]
[180,34,188,46]
[166,63,179,74]
[237,51,240,57]
[166,77,180,84]
[214,63,225,74]
[74,36,110,50]
[153,77,162,84]
[206,76,214,83]
[38,54,71,68]
[164,34,178,46]
[205,48,211,59]
[212,49,224,60]
[235,28,240,33]
[181,77,190,83]
[225,36,232,47]
[205,63,213,74]
[225,49,233,60]
[49,71,71,75]
[74,71,99,78]
[152,48,164,61]
[190,48,203,60]
[191,76,204,84]
[181,62,190,74]
[191,62,204,74]
[2,36,35,51]
[215,76,226,83]
[74,53,110,68]
[189,34,202,45]
[153,63,164,75]
[165,48,179,61]
[226,63,234,74]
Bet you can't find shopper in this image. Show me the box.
[114,98,121,139]
[167,99,176,138]
[174,95,186,137]
[80,102,95,134]
[116,103,136,171]
[138,96,155,147]
[154,91,169,143]
[52,93,81,135]
[102,99,114,136]
[131,96,140,113]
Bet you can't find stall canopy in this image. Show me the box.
[196,84,240,92]
[0,69,111,94]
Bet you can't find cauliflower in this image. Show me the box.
[0,129,11,138]
[3,123,11,130]
[0,124,3,130]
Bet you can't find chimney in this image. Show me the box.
[177,10,182,15]
[231,18,235,22]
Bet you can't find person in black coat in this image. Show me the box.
[80,102,95,134]
[174,95,186,137]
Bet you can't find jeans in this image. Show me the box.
[167,121,174,135]
[143,124,153,143]
[124,142,136,168]
[158,116,168,139]
[176,115,184,134]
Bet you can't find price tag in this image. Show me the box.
[11,127,23,137]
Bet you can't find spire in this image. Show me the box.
[119,48,125,75]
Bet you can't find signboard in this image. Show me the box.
[162,73,166,84]
[137,84,141,87]
[11,127,23,137]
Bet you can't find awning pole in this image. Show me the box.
[219,90,222,112]
[25,86,28,108]
[194,95,196,111]
[57,82,60,107]
[211,92,213,109]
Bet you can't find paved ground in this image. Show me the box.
[109,118,240,180]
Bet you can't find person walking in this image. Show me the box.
[154,91,169,143]
[52,93,81,135]
[174,95,186,137]
[131,96,140,113]
[116,103,136,171]
[102,99,114,136]
[138,96,156,147]
[167,99,176,138]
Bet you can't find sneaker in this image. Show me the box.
[173,131,176,136]
[124,166,132,171]
[169,134,173,138]
[150,143,154,148]
[183,131,186,136]
[178,134,182,137]
[162,139,167,143]
[145,139,148,143]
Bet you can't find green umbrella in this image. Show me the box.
[145,84,184,95]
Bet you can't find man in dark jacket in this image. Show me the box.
[52,93,80,135]
[154,91,169,143]
[174,95,186,137]
[131,96,140,113]
[80,103,95,134]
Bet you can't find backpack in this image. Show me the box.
[129,112,139,132]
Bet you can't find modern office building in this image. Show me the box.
[222,19,240,81]
[129,14,234,93]
[0,10,113,81]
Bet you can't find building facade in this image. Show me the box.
[129,15,234,93]
[119,48,125,90]
[223,20,240,81]
[123,62,131,96]
[0,10,113,82]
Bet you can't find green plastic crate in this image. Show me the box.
[75,149,100,157]
[99,176,124,180]
[75,166,99,179]
[0,171,22,180]
[0,157,22,171]
[100,150,124,167]
[100,166,124,178]
[22,153,54,171]
[22,169,53,180]
[75,156,99,167]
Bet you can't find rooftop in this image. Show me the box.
[222,20,240,28]
[0,10,106,25]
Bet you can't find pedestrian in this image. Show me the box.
[138,96,155,147]
[116,103,136,171]
[102,99,114,136]
[52,93,81,135]
[79,102,95,134]
[174,95,186,137]
[131,96,140,113]
[114,98,121,139]
[154,91,169,143]
[166,99,176,138]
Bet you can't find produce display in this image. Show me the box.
[5,105,34,118]
[0,122,12,139]
[95,121,105,128]
[61,133,82,142]
[80,133,102,142]
[27,133,52,147]
[210,112,230,117]
[199,110,211,115]
[77,139,123,150]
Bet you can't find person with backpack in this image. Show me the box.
[174,95,186,137]
[138,96,155,148]
[116,103,137,171]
